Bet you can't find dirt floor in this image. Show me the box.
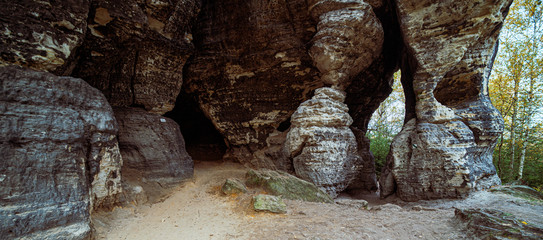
[93,161,482,240]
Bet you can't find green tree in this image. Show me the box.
[490,0,543,186]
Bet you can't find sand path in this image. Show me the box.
[94,161,473,239]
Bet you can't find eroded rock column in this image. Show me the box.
[286,88,361,197]
[285,0,384,197]
[309,0,384,89]
[379,0,512,201]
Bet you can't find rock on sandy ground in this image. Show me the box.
[94,161,541,240]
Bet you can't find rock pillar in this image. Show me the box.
[285,0,384,197]
[379,0,511,201]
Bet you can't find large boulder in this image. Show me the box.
[246,169,333,203]
[0,0,89,74]
[0,66,122,239]
[379,0,511,201]
[115,107,193,185]
[285,87,361,197]
[253,194,287,214]
[72,0,201,114]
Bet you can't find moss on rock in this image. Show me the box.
[221,178,248,195]
[246,170,333,203]
[253,194,287,214]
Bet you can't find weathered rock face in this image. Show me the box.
[379,0,511,201]
[348,127,378,192]
[285,88,361,197]
[184,0,323,167]
[308,0,384,88]
[0,0,511,218]
[0,66,121,239]
[183,1,390,195]
[285,0,386,195]
[0,0,89,74]
[71,0,201,114]
[456,208,543,239]
[455,186,543,240]
[115,107,193,184]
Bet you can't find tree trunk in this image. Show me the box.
[509,77,519,173]
[518,138,527,180]
[497,134,504,176]
[510,112,516,172]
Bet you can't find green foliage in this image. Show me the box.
[368,132,392,177]
[494,135,543,186]
[490,0,543,188]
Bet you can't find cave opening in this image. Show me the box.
[366,70,405,177]
[433,69,482,108]
[276,117,291,132]
[164,89,227,161]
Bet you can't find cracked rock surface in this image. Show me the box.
[71,0,200,114]
[286,88,361,197]
[0,0,89,74]
[0,66,122,239]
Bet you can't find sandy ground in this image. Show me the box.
[93,161,477,240]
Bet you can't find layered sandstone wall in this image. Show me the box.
[0,0,512,237]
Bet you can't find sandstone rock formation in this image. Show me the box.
[0,3,514,236]
[184,0,323,167]
[0,0,89,74]
[0,66,121,239]
[308,0,383,88]
[379,0,511,201]
[285,88,362,197]
[71,0,200,114]
[115,107,193,185]
[283,0,385,196]
[348,127,378,192]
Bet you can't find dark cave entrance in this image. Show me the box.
[165,89,227,161]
